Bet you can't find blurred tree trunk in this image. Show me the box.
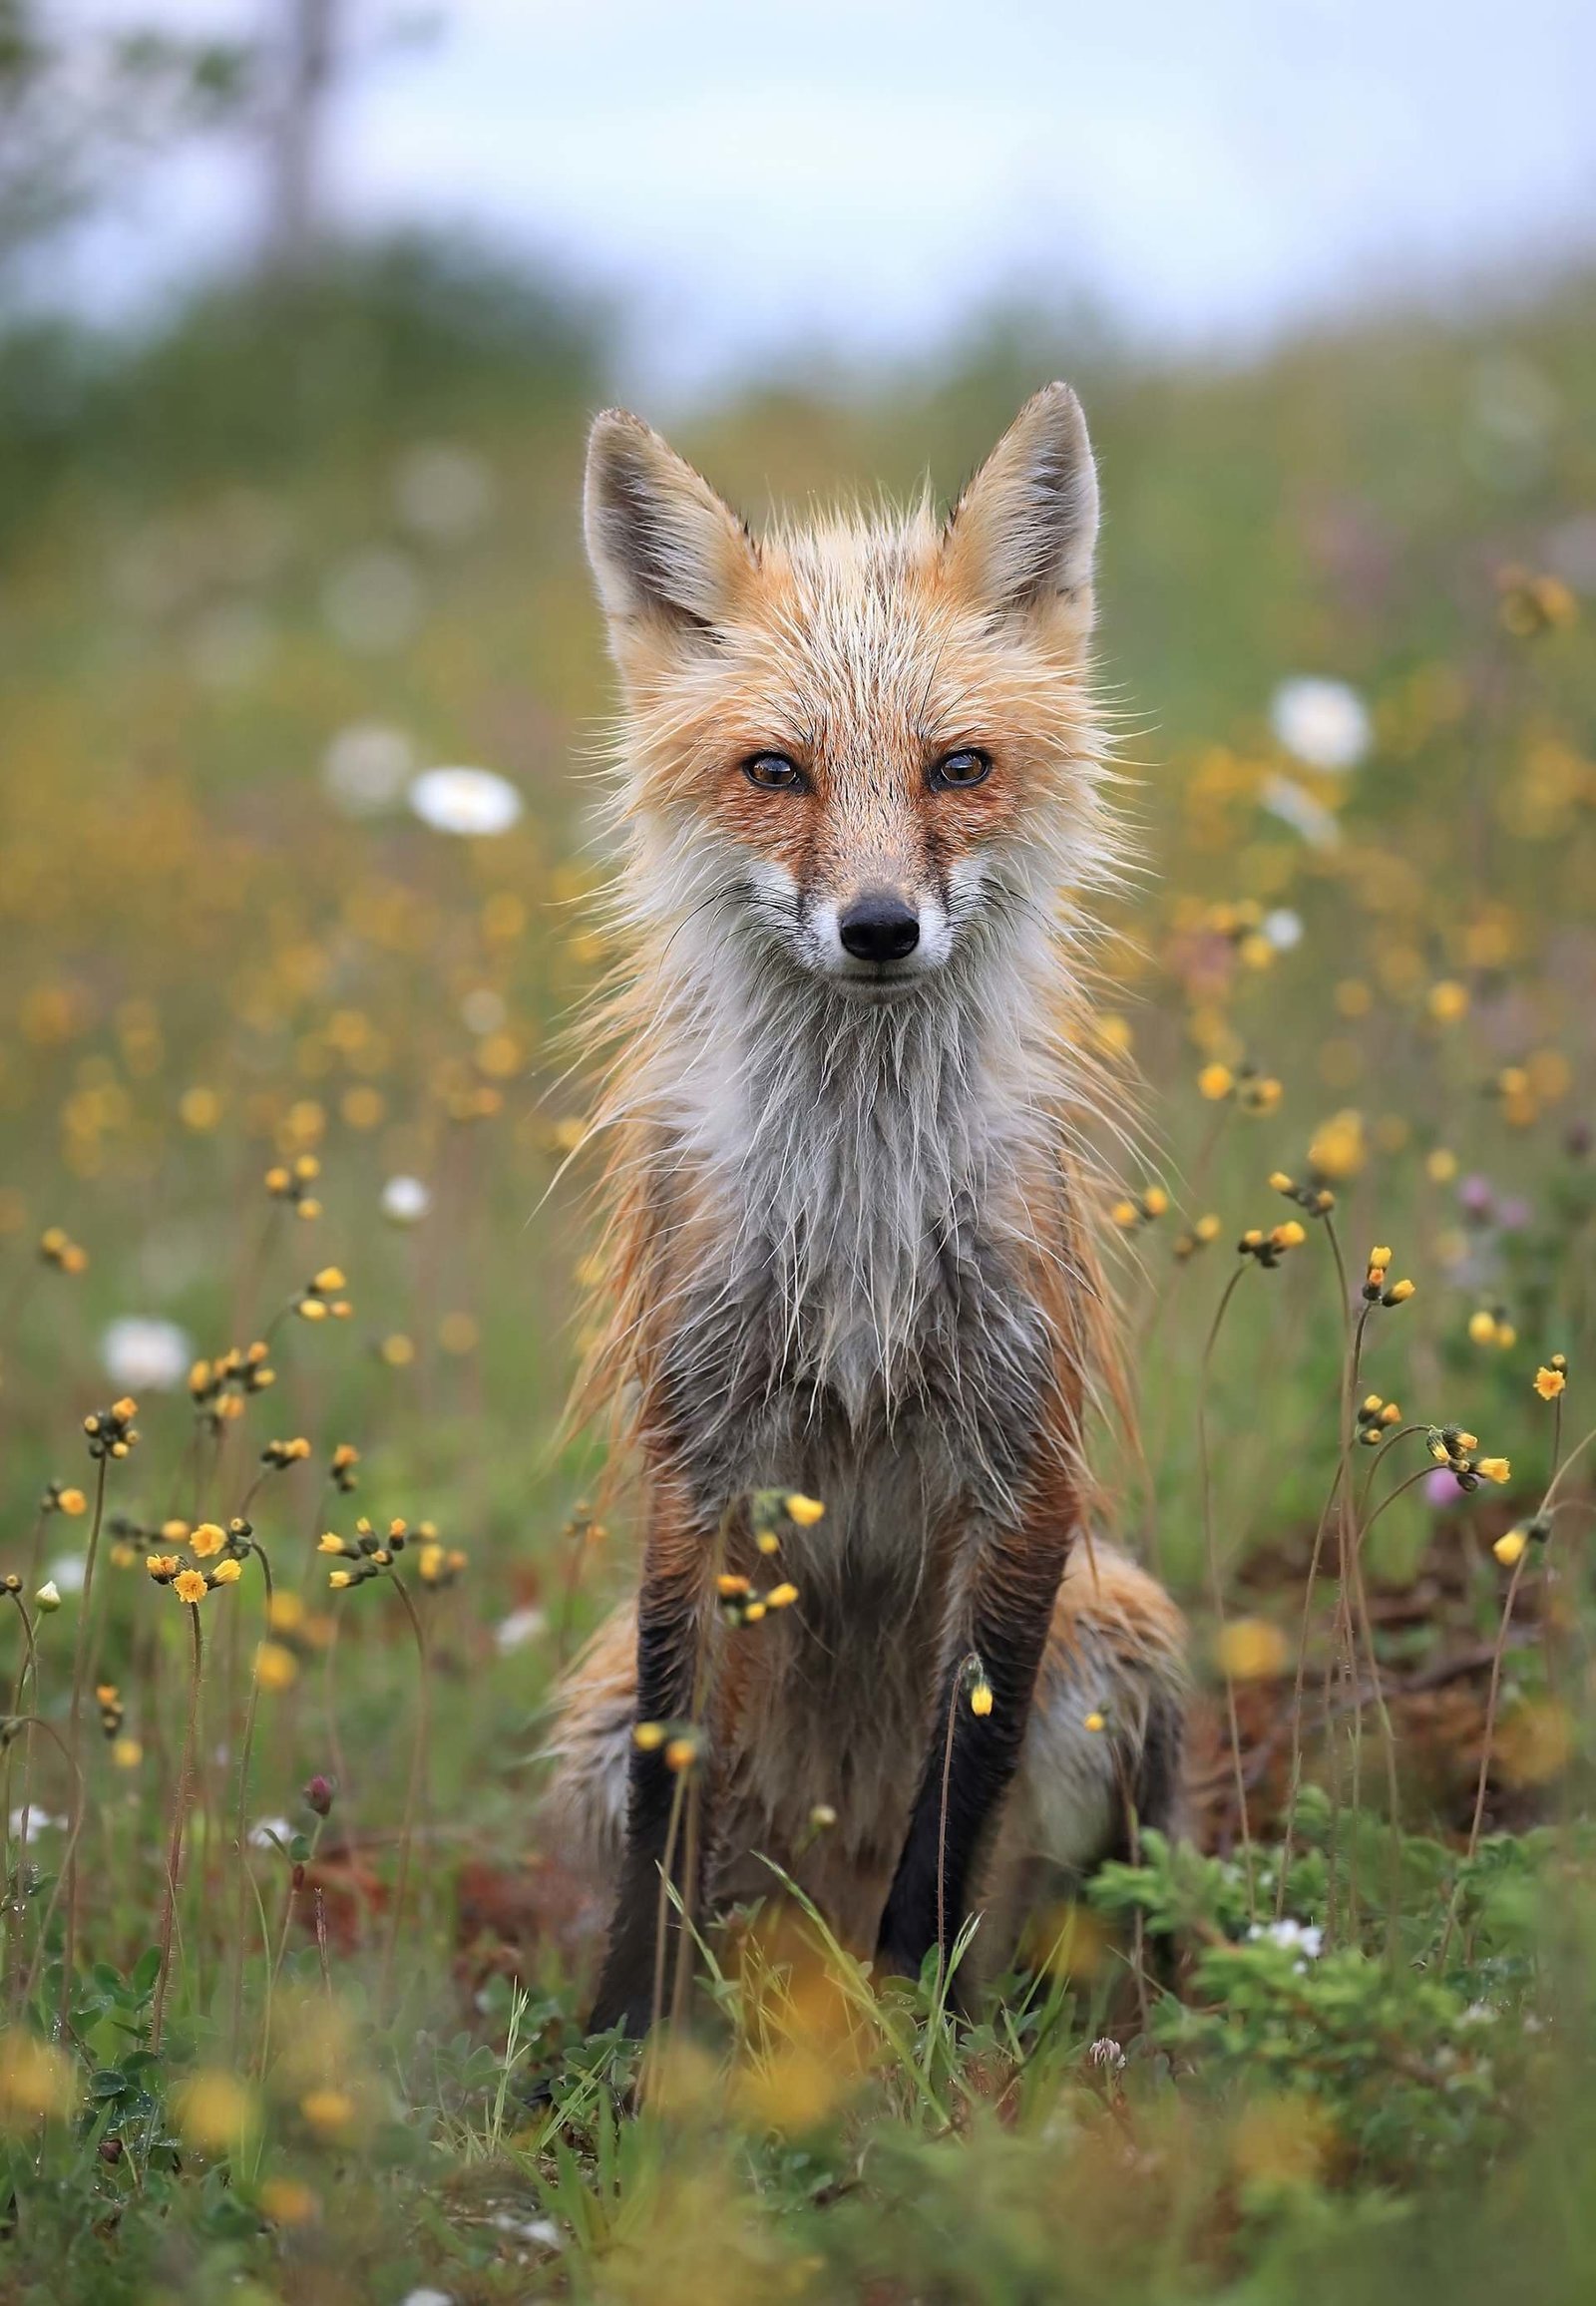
[265,0,340,273]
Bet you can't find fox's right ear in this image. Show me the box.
[584,411,757,655]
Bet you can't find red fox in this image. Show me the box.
[544,386,1188,2035]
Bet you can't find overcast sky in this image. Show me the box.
[63,0,1596,397]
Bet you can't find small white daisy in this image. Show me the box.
[101,1316,193,1392]
[380,1176,433,1228]
[1269,676,1372,773]
[408,766,523,839]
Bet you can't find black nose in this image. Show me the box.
[838,892,921,963]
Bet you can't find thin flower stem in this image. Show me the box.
[648,1768,689,2044]
[228,1544,276,2066]
[60,1454,110,2023]
[152,1604,204,2052]
[260,1815,325,2080]
[666,1511,731,2032]
[380,1571,431,2010]
[935,1658,978,2006]
[2,1591,40,2014]
[1197,1262,1255,1910]
[1435,1418,1595,1972]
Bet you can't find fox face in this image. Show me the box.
[585,386,1112,1003]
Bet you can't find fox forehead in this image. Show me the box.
[651,511,1088,786]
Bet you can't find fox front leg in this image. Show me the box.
[875,1512,1071,1992]
[585,1484,713,2039]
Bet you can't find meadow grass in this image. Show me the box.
[0,253,1594,2301]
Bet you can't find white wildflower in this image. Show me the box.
[494,1606,548,1655]
[1248,1917,1324,1970]
[408,766,523,838]
[380,1176,433,1228]
[9,1809,65,1841]
[1261,773,1342,850]
[101,1316,192,1392]
[1270,676,1372,772]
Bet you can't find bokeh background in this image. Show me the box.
[3,0,1596,2148]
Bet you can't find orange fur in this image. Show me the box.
[551,387,1185,2027]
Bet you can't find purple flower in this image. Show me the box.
[1497,1196,1532,1233]
[1458,1175,1495,1222]
[1426,1467,1471,1507]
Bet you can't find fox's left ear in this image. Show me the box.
[942,382,1098,631]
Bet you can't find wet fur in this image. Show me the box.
[545,387,1188,2020]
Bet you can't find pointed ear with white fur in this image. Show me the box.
[942,382,1099,628]
[584,410,757,654]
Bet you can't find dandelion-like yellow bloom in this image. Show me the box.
[632,1721,667,1751]
[1082,1711,1105,1733]
[299,2087,355,2139]
[327,1569,353,1591]
[56,1488,86,1516]
[1426,980,1469,1024]
[1110,1199,1138,1229]
[258,2178,318,2227]
[1493,1529,1528,1568]
[255,1642,298,1692]
[1385,1278,1415,1306]
[1468,1310,1498,1345]
[191,1522,226,1559]
[1214,1618,1289,1681]
[765,1582,800,1610]
[1476,1457,1511,1484]
[174,1570,207,1606]
[664,1736,697,1772]
[209,1559,242,1586]
[0,2034,78,2127]
[317,1533,345,1555]
[1197,1063,1234,1101]
[174,2070,257,2152]
[1535,1363,1567,1400]
[784,1493,826,1527]
[970,1678,995,1718]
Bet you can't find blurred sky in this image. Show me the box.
[66,0,1596,398]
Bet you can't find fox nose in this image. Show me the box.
[838,891,921,963]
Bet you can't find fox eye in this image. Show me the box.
[743,752,804,792]
[931,748,993,791]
